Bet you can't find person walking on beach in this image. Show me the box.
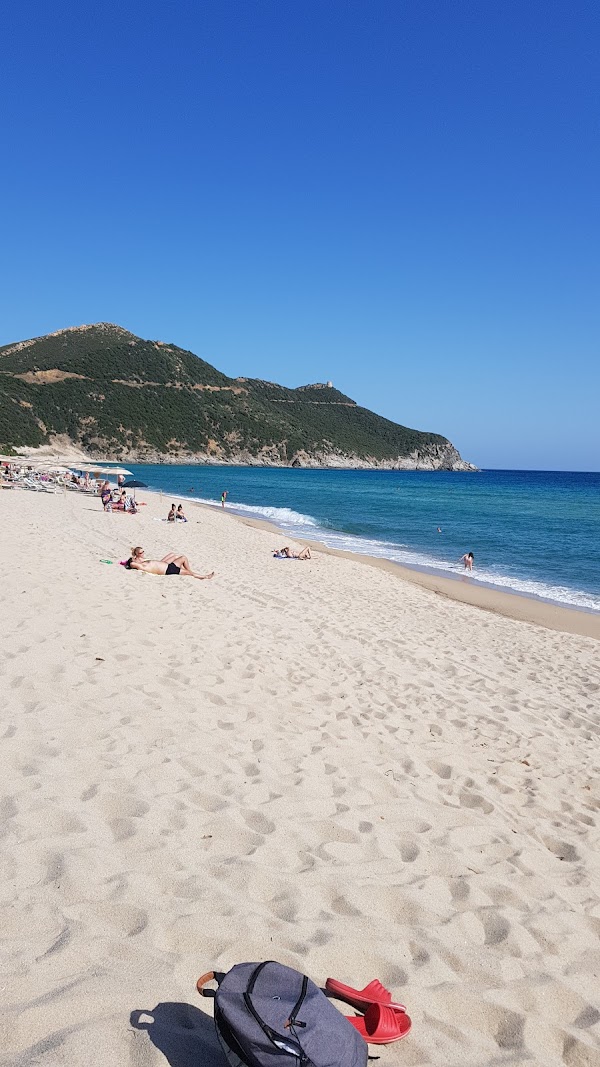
[461,552,474,573]
[221,490,228,508]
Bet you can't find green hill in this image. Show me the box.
[0,323,475,469]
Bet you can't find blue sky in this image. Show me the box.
[1,0,598,469]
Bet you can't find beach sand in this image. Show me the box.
[1,488,599,1067]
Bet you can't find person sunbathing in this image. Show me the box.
[125,547,214,579]
[273,546,311,559]
[175,504,187,521]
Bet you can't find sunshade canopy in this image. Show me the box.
[79,465,122,475]
[35,464,73,473]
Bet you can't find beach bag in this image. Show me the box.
[197,961,368,1067]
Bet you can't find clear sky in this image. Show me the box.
[1,0,598,470]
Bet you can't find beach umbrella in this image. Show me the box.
[107,467,134,477]
[35,464,73,472]
[122,478,147,503]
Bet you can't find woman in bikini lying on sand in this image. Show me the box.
[125,546,214,579]
[273,546,311,559]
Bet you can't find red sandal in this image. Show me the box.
[325,977,406,1013]
[348,1002,411,1044]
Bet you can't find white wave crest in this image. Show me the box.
[183,495,320,528]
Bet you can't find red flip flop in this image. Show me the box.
[347,1003,412,1044]
[325,977,406,1013]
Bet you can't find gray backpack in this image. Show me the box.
[197,961,368,1067]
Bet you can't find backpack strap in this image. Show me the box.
[285,974,308,1029]
[243,962,307,1060]
[196,971,226,997]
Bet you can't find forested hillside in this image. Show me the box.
[0,323,474,469]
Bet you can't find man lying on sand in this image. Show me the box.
[124,546,214,579]
[273,546,311,560]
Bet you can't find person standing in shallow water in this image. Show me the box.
[221,490,228,508]
[461,552,474,573]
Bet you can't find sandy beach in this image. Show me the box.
[1,487,599,1067]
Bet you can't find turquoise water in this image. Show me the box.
[123,465,600,612]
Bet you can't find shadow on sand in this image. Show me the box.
[130,1002,227,1067]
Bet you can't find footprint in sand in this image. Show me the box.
[270,894,297,922]
[449,877,470,902]
[109,818,136,842]
[409,943,430,968]
[398,836,420,862]
[543,837,579,863]
[311,928,331,946]
[479,908,510,945]
[428,760,452,779]
[459,791,494,814]
[243,810,275,835]
[0,795,18,821]
[202,691,227,706]
[243,762,261,778]
[43,853,65,884]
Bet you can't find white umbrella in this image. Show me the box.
[33,463,73,471]
[80,465,119,476]
[78,464,134,476]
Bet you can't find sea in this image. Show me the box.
[122,465,600,614]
